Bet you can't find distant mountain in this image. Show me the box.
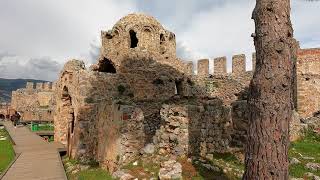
[0,78,48,103]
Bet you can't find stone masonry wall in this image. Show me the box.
[11,82,54,121]
[296,48,320,118]
[52,14,320,175]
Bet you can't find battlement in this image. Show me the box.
[25,82,54,90]
[26,82,35,89]
[36,83,44,90]
[186,53,256,76]
[197,59,209,76]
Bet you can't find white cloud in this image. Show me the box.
[0,0,136,62]
[0,0,319,80]
[176,0,255,73]
[292,0,320,48]
[0,55,62,81]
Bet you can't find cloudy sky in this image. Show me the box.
[0,0,319,81]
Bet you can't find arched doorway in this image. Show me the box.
[0,114,5,120]
[98,58,117,73]
[62,86,75,157]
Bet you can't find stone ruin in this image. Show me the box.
[10,82,55,122]
[53,13,320,172]
[0,103,14,119]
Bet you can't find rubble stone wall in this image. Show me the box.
[52,14,320,174]
[10,82,54,121]
[296,48,320,118]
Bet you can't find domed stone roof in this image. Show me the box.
[113,13,164,32]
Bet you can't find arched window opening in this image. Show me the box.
[129,30,138,48]
[169,33,175,41]
[175,80,183,95]
[160,34,165,45]
[98,58,116,73]
[0,114,5,119]
[114,30,119,36]
[105,32,113,39]
[144,28,151,33]
[62,86,71,100]
[70,112,75,134]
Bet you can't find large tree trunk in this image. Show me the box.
[244,0,297,179]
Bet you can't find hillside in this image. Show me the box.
[0,78,48,103]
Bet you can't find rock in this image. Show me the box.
[304,172,320,180]
[290,110,304,141]
[205,154,214,161]
[159,160,182,180]
[141,143,155,154]
[113,170,135,180]
[79,165,90,171]
[306,163,320,171]
[174,147,184,156]
[302,156,315,160]
[158,148,167,155]
[302,116,320,129]
[289,177,303,180]
[71,169,79,174]
[289,158,301,165]
[132,161,138,166]
[202,163,220,172]
[66,165,75,173]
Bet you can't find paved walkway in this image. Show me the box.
[1,121,67,180]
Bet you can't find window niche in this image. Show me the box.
[129,30,138,48]
[174,80,183,95]
[98,58,116,73]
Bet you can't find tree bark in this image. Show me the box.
[244,0,297,179]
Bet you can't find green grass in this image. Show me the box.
[0,128,15,174]
[122,159,160,179]
[62,156,114,180]
[77,169,113,180]
[289,129,320,178]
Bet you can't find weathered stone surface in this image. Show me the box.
[10,82,54,121]
[305,172,320,180]
[158,160,182,180]
[141,143,155,154]
[289,158,301,165]
[51,13,320,175]
[113,170,134,180]
[306,163,320,171]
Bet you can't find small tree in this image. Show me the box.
[243,0,298,179]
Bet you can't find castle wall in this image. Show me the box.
[0,103,11,119]
[52,13,320,175]
[232,54,246,75]
[10,82,54,122]
[296,48,320,118]
[214,57,227,75]
[197,59,209,76]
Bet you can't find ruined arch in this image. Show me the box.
[98,58,117,73]
[169,32,175,41]
[160,33,165,45]
[0,114,5,119]
[129,30,138,48]
[114,29,119,36]
[61,86,75,157]
[175,80,183,95]
[143,26,154,33]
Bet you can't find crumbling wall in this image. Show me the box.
[52,13,320,175]
[0,103,11,119]
[296,48,320,118]
[98,14,184,74]
[10,82,54,121]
